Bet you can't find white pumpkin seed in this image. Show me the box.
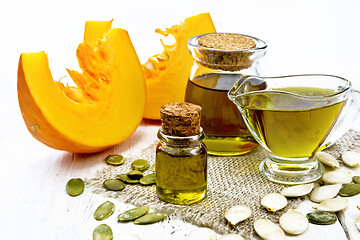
[355,218,360,231]
[342,151,360,167]
[322,170,352,184]
[280,183,314,197]
[260,193,287,212]
[310,184,342,203]
[316,151,340,168]
[313,198,348,212]
[116,233,142,240]
[254,219,285,240]
[219,234,244,240]
[279,209,308,235]
[224,205,252,225]
[187,227,217,240]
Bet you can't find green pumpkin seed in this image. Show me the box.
[140,173,156,186]
[353,176,360,184]
[117,207,149,222]
[134,212,167,225]
[105,154,125,166]
[306,211,337,225]
[93,224,113,240]
[94,201,115,221]
[66,178,84,197]
[131,159,149,171]
[151,164,156,172]
[339,183,360,197]
[103,179,125,191]
[127,170,143,180]
[116,174,140,184]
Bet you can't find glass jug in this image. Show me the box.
[185,33,267,156]
[228,74,360,184]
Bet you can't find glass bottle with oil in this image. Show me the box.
[156,102,207,205]
[185,33,267,156]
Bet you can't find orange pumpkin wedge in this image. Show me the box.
[84,19,114,42]
[142,13,216,119]
[17,27,146,153]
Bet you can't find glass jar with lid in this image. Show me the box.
[185,32,267,156]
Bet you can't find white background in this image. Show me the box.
[0,0,360,239]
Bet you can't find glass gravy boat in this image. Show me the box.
[228,74,360,184]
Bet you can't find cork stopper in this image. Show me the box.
[160,102,202,137]
[189,32,264,71]
[198,33,256,50]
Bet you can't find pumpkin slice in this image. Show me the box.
[142,13,216,119]
[84,19,113,42]
[17,28,146,153]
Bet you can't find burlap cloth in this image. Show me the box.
[86,130,360,239]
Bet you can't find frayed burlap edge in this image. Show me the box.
[85,130,360,240]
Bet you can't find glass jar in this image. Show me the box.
[156,127,207,205]
[185,32,267,156]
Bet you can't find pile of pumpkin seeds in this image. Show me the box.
[222,150,360,239]
[65,154,167,240]
[104,155,156,189]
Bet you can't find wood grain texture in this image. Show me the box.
[1,0,360,239]
[1,113,359,239]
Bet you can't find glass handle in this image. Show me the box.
[322,89,360,149]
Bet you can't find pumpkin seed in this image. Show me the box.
[93,224,113,240]
[279,209,308,235]
[253,219,285,240]
[260,193,287,212]
[219,234,244,240]
[316,151,340,168]
[94,201,115,221]
[313,198,348,212]
[224,205,252,225]
[116,233,142,240]
[151,164,156,172]
[131,159,149,171]
[355,218,360,231]
[280,183,314,197]
[339,183,360,197]
[66,178,84,197]
[310,184,342,203]
[116,174,140,184]
[187,227,218,240]
[306,211,337,225]
[140,173,156,186]
[103,179,125,191]
[127,170,144,180]
[322,170,352,184]
[353,176,360,184]
[342,151,360,167]
[134,212,167,225]
[105,154,125,166]
[117,207,149,222]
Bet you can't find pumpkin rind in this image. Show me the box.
[142,13,216,120]
[17,28,146,153]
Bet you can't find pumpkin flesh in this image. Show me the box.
[18,28,146,153]
[142,13,216,119]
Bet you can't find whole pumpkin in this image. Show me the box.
[17,26,146,153]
